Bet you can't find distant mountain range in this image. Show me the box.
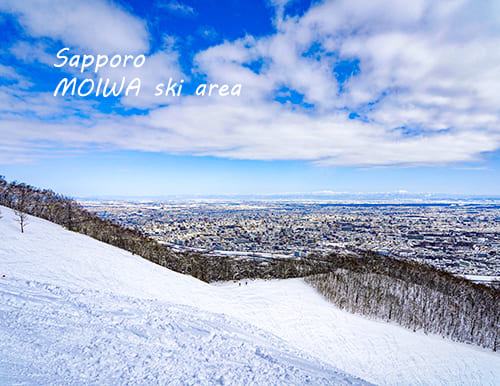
[79,191,500,203]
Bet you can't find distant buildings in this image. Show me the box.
[83,200,500,277]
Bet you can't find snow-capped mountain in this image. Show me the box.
[0,205,498,384]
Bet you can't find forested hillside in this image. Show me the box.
[306,252,499,351]
[1,176,498,351]
[0,176,317,281]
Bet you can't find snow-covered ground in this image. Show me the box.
[1,206,499,385]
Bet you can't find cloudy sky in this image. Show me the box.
[0,0,499,196]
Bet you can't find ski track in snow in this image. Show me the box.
[0,278,357,385]
[0,205,499,385]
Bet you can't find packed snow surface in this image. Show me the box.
[1,206,499,385]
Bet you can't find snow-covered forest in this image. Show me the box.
[306,265,499,350]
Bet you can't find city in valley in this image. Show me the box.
[82,200,500,285]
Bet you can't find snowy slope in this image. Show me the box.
[0,206,361,385]
[0,277,357,384]
[1,206,499,385]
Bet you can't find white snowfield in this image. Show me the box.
[0,206,499,385]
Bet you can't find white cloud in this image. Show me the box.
[1,0,184,109]
[9,41,56,67]
[187,0,500,165]
[0,63,30,89]
[2,93,497,168]
[0,0,149,53]
[156,1,196,17]
[98,49,186,109]
[197,26,218,41]
[1,0,500,168]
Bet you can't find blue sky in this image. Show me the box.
[0,0,499,197]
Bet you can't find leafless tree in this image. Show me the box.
[10,182,30,233]
[14,207,28,233]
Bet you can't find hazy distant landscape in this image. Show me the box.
[83,199,500,283]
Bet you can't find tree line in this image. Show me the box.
[0,177,334,281]
[1,176,498,350]
[305,251,499,351]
